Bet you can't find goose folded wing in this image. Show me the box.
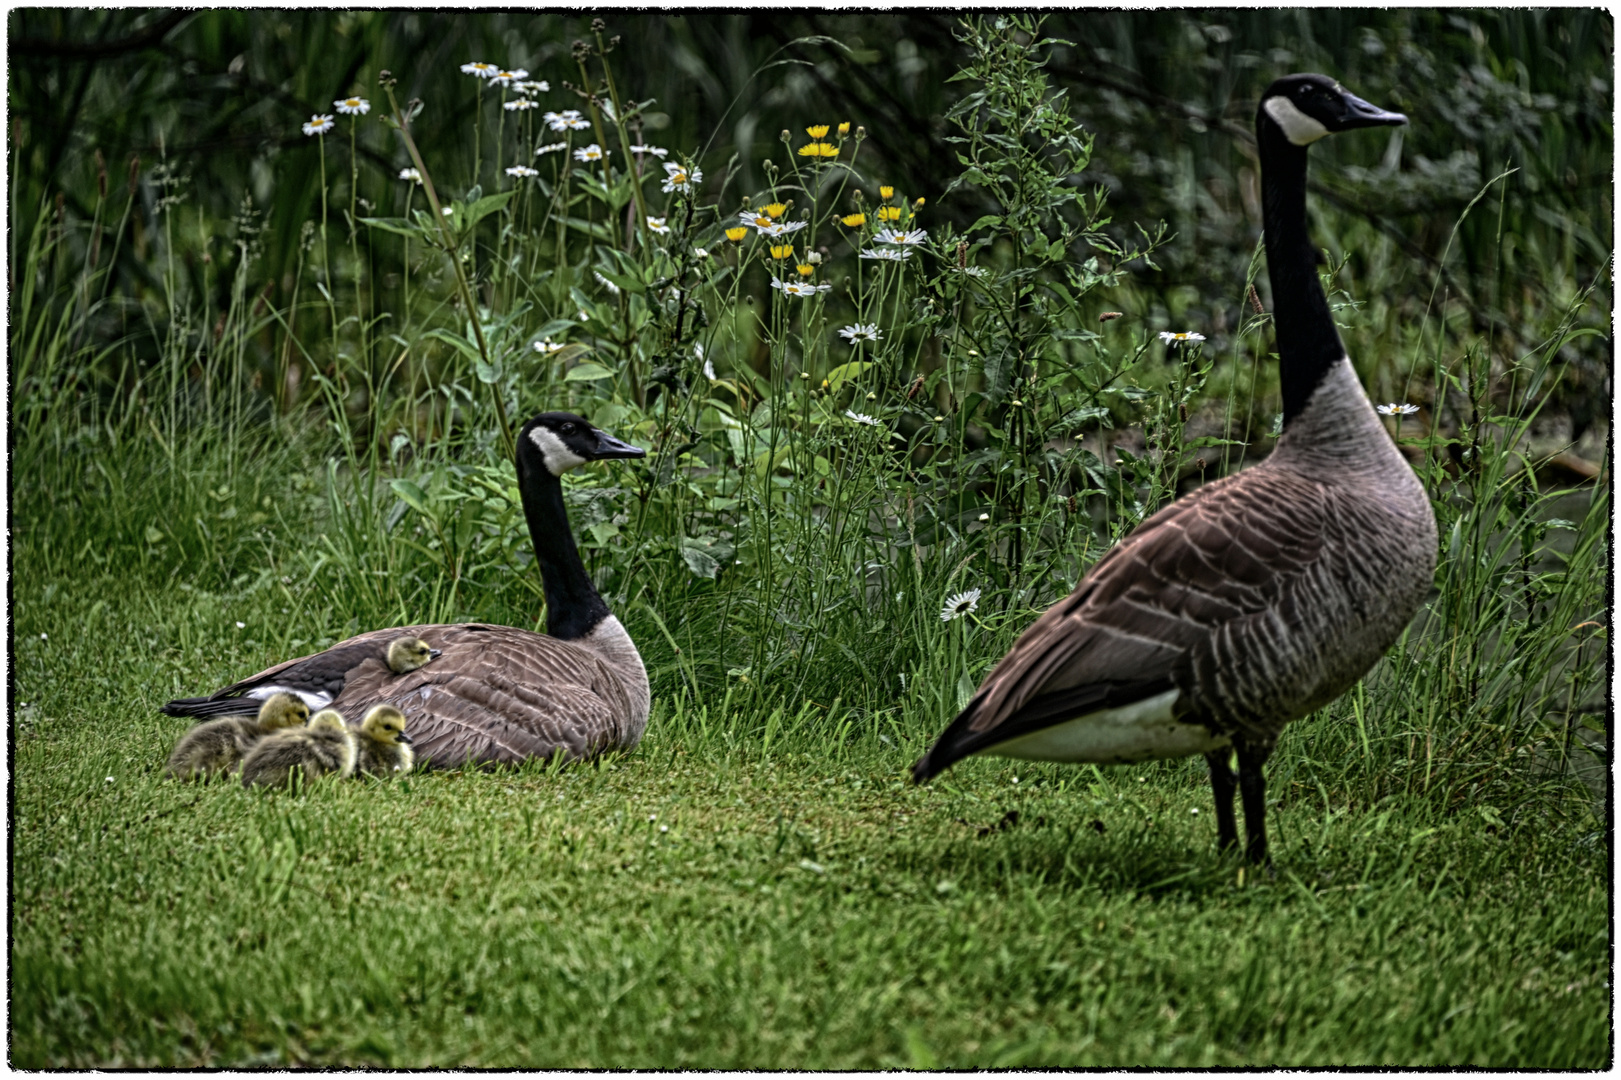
[334,626,634,768]
[915,470,1328,775]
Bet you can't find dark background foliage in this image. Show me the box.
[10,8,1612,425]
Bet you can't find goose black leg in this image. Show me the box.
[1235,740,1273,865]
[1205,749,1239,853]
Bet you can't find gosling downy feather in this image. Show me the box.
[166,692,309,780]
[352,704,415,778]
[912,74,1436,865]
[162,635,441,720]
[173,413,650,770]
[240,709,358,788]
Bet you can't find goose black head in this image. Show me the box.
[1259,74,1406,147]
[518,411,647,477]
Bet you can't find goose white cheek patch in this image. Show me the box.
[1264,96,1330,145]
[529,426,589,475]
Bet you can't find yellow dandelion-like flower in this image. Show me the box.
[763,202,787,219]
[797,142,838,158]
[840,213,867,228]
[914,197,927,208]
[725,226,749,242]
[838,122,851,136]
[770,244,795,260]
[806,124,830,139]
[877,206,902,222]
[745,212,775,229]
[879,185,894,199]
[796,263,815,277]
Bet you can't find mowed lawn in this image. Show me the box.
[11,577,1609,1068]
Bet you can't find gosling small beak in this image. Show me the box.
[397,732,414,746]
[590,429,648,461]
[427,648,443,660]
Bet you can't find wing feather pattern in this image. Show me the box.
[913,466,1333,780]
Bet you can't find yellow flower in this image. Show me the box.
[797,142,838,158]
[838,122,851,136]
[914,197,927,208]
[725,226,749,242]
[796,263,815,277]
[879,185,894,199]
[746,212,775,229]
[770,244,795,260]
[763,202,787,219]
[877,205,902,221]
[806,125,830,139]
[840,213,867,227]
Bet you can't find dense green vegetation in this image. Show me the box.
[10,10,1610,1067]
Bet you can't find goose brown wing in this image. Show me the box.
[161,638,389,716]
[913,466,1328,780]
[329,624,635,769]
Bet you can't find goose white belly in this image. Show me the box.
[976,690,1229,765]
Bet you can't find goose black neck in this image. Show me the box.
[1260,123,1345,428]
[516,459,609,641]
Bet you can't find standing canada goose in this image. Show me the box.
[352,704,415,778]
[165,413,650,770]
[912,74,1436,864]
[165,692,310,780]
[240,708,358,788]
[161,635,441,720]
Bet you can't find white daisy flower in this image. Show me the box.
[504,99,539,111]
[578,309,590,322]
[859,247,911,261]
[1157,331,1207,344]
[661,160,702,194]
[838,323,882,344]
[398,167,422,183]
[442,206,454,216]
[593,270,621,296]
[574,143,606,162]
[631,144,669,158]
[703,358,717,381]
[461,61,497,78]
[544,110,590,132]
[534,142,567,156]
[738,210,777,230]
[516,80,550,95]
[506,165,539,177]
[844,410,882,427]
[491,68,529,87]
[875,226,927,246]
[693,247,709,259]
[758,220,807,238]
[771,277,830,298]
[1377,402,1421,415]
[940,587,982,622]
[646,215,671,235]
[301,114,335,136]
[334,97,370,116]
[533,339,566,355]
[955,265,988,278]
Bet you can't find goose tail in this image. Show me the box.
[160,696,262,721]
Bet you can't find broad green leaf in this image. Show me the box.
[563,362,616,383]
[359,216,425,240]
[464,189,517,229]
[424,328,480,362]
[824,360,872,394]
[475,359,502,384]
[388,479,433,517]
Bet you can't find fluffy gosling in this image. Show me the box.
[352,704,415,778]
[240,708,357,789]
[166,692,309,781]
[385,636,439,674]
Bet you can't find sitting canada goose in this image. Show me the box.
[912,75,1436,865]
[240,709,358,788]
[162,635,441,720]
[352,704,415,778]
[165,692,309,780]
[165,413,649,770]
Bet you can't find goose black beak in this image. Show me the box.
[397,732,414,746]
[590,430,648,461]
[1336,91,1406,130]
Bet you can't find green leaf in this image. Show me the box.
[358,216,426,240]
[594,268,645,295]
[424,328,480,363]
[475,359,503,384]
[563,362,616,383]
[388,479,433,517]
[463,189,517,229]
[680,542,721,579]
[824,360,872,394]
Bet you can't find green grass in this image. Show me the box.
[11,574,1608,1068]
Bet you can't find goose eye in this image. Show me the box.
[560,422,576,434]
